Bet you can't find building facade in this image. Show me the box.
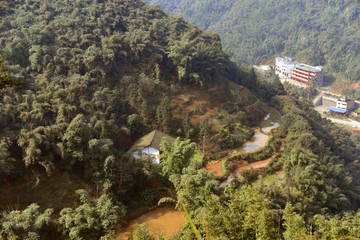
[336,96,355,111]
[275,57,298,77]
[322,94,338,107]
[128,130,175,165]
[275,56,323,87]
[290,65,323,87]
[132,147,160,164]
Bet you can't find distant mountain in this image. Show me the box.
[147,0,360,83]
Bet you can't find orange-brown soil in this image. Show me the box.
[234,157,271,173]
[332,79,360,93]
[118,207,185,240]
[205,160,223,177]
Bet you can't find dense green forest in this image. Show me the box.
[1,0,360,239]
[147,0,360,83]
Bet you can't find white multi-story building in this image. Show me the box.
[291,64,323,87]
[276,57,323,87]
[275,57,298,78]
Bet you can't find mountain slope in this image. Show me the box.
[0,0,232,173]
[147,0,360,83]
[0,0,267,213]
[1,0,360,239]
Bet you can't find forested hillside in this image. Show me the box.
[0,0,272,238]
[0,0,238,177]
[147,0,360,83]
[1,0,360,239]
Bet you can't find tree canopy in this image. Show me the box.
[0,58,22,91]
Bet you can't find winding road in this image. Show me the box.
[326,117,360,127]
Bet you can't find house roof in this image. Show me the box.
[327,107,347,114]
[295,64,323,73]
[128,130,175,153]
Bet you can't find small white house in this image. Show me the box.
[128,130,175,164]
[336,96,355,111]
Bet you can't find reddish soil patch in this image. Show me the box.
[171,97,184,105]
[118,207,185,240]
[220,157,272,187]
[349,127,360,134]
[190,107,218,125]
[205,161,223,177]
[259,58,275,65]
[183,100,206,114]
[171,94,191,105]
[235,158,271,173]
[346,4,353,11]
[332,79,360,93]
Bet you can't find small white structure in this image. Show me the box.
[336,96,355,111]
[128,130,175,164]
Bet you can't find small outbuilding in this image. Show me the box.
[128,130,175,164]
[326,107,348,114]
[336,96,355,111]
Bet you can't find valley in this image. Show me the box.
[0,0,360,239]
